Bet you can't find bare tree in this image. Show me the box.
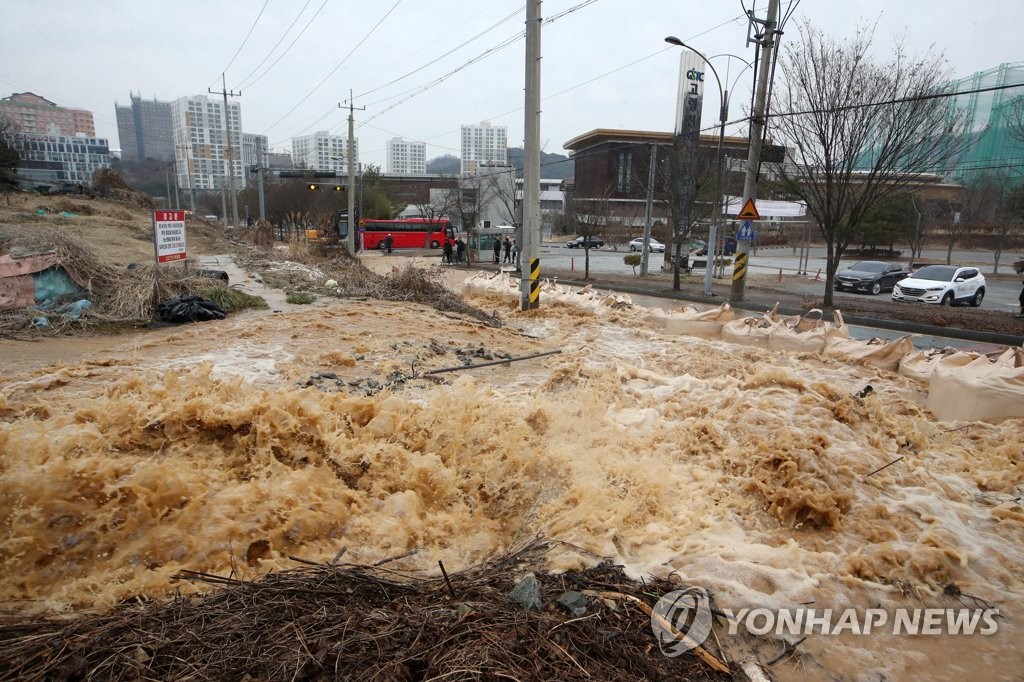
[766,20,969,308]
[570,184,614,279]
[1005,95,1024,146]
[956,171,1021,273]
[0,114,19,192]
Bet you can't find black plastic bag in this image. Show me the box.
[157,294,226,323]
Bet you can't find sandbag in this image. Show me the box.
[824,333,915,372]
[898,348,980,383]
[766,308,842,353]
[157,294,226,323]
[644,303,735,339]
[721,303,783,347]
[927,347,1024,421]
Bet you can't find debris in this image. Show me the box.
[508,572,543,610]
[157,295,226,323]
[864,455,905,479]
[557,591,589,617]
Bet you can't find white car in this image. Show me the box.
[629,237,665,253]
[891,265,986,306]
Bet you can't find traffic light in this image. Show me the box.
[308,184,317,191]
[333,185,343,191]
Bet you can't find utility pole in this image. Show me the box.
[181,142,196,213]
[731,0,779,301]
[340,93,365,256]
[171,162,180,209]
[209,74,241,228]
[640,143,657,276]
[520,0,542,310]
[256,166,266,221]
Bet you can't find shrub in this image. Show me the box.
[623,253,642,274]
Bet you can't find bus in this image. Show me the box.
[353,217,456,250]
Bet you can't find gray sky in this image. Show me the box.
[3,0,1019,168]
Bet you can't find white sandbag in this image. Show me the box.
[766,308,840,353]
[824,333,915,372]
[721,303,783,347]
[644,303,735,339]
[927,348,1024,421]
[898,348,980,383]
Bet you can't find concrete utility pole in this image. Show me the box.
[640,143,657,277]
[209,74,241,228]
[340,93,365,257]
[520,0,542,310]
[731,0,779,301]
[256,166,266,221]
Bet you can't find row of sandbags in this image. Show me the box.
[464,272,1024,421]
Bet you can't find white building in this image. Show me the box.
[386,136,426,174]
[291,131,358,175]
[7,132,111,186]
[171,95,243,192]
[460,121,507,174]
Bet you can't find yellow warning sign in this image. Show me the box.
[737,197,760,220]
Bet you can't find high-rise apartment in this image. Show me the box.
[460,121,507,174]
[386,137,426,174]
[0,92,95,137]
[291,131,358,174]
[170,95,243,192]
[7,133,111,185]
[114,93,174,162]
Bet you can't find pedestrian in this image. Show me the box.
[442,238,454,264]
[503,236,512,264]
[455,238,466,264]
[384,233,394,254]
[493,236,502,264]
[511,237,518,264]
[1018,278,1024,317]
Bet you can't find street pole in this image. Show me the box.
[209,74,241,228]
[257,166,266,221]
[731,0,779,301]
[640,143,657,277]
[340,94,365,256]
[520,0,542,310]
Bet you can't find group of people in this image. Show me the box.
[493,236,517,265]
[441,237,467,264]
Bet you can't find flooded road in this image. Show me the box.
[1,263,1022,681]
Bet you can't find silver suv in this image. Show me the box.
[891,265,986,306]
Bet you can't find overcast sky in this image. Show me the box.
[3,0,1019,168]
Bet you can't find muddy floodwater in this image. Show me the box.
[1,289,1022,681]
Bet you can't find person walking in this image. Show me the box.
[503,236,512,264]
[493,237,502,264]
[1017,278,1024,317]
[455,238,466,264]
[442,238,454,264]
[510,237,518,265]
[383,233,394,254]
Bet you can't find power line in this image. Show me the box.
[233,0,315,90]
[262,0,403,135]
[239,0,330,92]
[215,0,271,86]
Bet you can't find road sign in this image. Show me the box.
[153,210,187,263]
[737,197,761,220]
[737,220,756,242]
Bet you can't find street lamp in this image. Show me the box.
[665,36,726,298]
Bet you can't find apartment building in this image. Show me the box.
[170,95,243,192]
[460,121,507,174]
[386,137,426,174]
[114,93,175,162]
[291,131,358,175]
[8,133,111,185]
[0,92,95,137]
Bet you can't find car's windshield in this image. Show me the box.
[911,265,957,281]
[849,262,885,273]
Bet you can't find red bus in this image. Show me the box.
[356,218,456,250]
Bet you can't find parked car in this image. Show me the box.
[566,236,604,248]
[628,237,665,252]
[891,265,986,306]
[834,260,910,295]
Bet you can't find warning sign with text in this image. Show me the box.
[153,210,187,263]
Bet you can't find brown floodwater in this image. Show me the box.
[1,287,1021,681]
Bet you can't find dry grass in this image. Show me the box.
[0,539,730,681]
